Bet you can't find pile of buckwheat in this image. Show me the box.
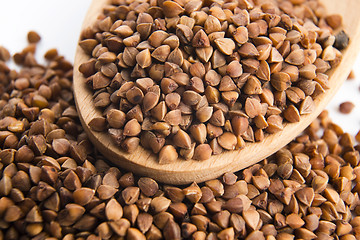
[0,30,359,239]
[78,0,349,162]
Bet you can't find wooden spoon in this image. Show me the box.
[74,0,360,184]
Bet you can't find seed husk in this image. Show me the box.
[299,96,315,115]
[176,24,193,45]
[163,219,181,240]
[163,1,184,18]
[121,137,140,153]
[123,119,141,136]
[286,87,305,104]
[266,115,283,133]
[209,109,225,127]
[242,209,260,230]
[127,227,146,240]
[219,76,237,92]
[143,92,160,113]
[159,145,178,164]
[173,129,192,149]
[245,98,262,119]
[295,187,314,206]
[0,175,12,196]
[136,49,152,68]
[204,15,222,34]
[205,70,221,87]
[165,92,181,110]
[271,72,291,91]
[224,197,243,213]
[4,205,23,222]
[243,76,262,95]
[135,213,153,234]
[164,109,182,126]
[285,213,305,229]
[222,91,239,108]
[106,109,126,129]
[214,38,236,55]
[233,26,249,44]
[63,170,81,190]
[238,42,259,58]
[190,62,205,79]
[195,46,213,63]
[189,124,206,144]
[106,199,123,221]
[196,106,213,123]
[98,51,117,64]
[178,142,195,160]
[285,49,305,65]
[256,60,270,81]
[283,105,301,123]
[148,31,169,48]
[163,35,180,49]
[218,132,237,151]
[122,187,140,205]
[151,45,170,62]
[126,86,144,105]
[211,49,226,68]
[192,29,210,48]
[193,144,212,161]
[138,177,159,197]
[73,188,95,206]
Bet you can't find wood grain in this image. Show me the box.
[74,0,360,184]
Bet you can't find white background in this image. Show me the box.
[0,0,359,136]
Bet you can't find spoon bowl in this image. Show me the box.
[74,0,360,184]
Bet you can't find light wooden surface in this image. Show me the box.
[74,0,360,184]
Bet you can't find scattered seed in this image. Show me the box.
[339,101,355,114]
[27,31,41,43]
